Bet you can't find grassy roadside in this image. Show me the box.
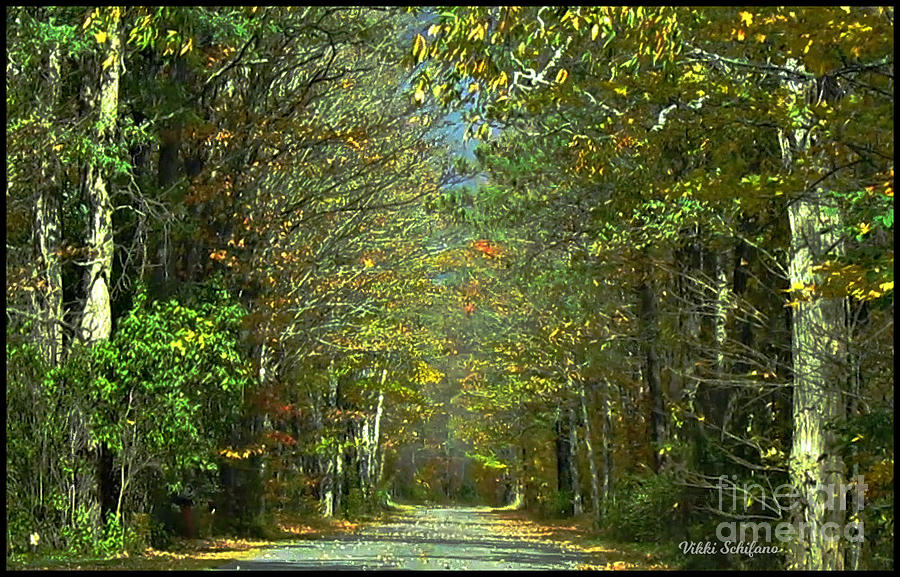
[488,508,683,570]
[5,513,371,571]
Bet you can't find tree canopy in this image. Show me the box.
[7,6,893,571]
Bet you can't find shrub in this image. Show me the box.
[127,513,153,552]
[604,472,686,542]
[545,490,575,518]
[342,488,370,518]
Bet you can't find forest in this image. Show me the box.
[6,6,894,571]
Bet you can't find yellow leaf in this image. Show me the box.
[428,24,441,36]
[180,37,193,56]
[413,33,426,61]
[102,53,116,70]
[555,68,568,84]
[858,222,870,235]
[468,82,479,93]
[94,30,108,44]
[591,23,600,41]
[414,87,425,103]
[736,29,746,41]
[739,11,753,27]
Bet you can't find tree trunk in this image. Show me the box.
[333,447,343,517]
[713,250,729,377]
[638,272,667,472]
[32,41,64,367]
[96,443,118,523]
[77,9,121,540]
[321,457,334,518]
[371,370,385,493]
[321,359,340,518]
[360,416,371,501]
[786,195,847,570]
[79,8,120,345]
[712,246,734,439]
[568,406,583,516]
[846,336,862,570]
[579,381,602,529]
[600,379,614,513]
[676,232,703,414]
[150,59,187,297]
[520,442,532,509]
[780,59,848,571]
[554,407,573,515]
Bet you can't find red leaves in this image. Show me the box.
[265,430,297,446]
[472,239,503,257]
[464,301,476,315]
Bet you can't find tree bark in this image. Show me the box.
[712,246,734,439]
[638,271,667,472]
[568,406,583,516]
[554,407,573,514]
[77,9,122,538]
[150,59,187,297]
[333,446,343,517]
[32,41,64,367]
[786,195,847,570]
[370,369,386,493]
[579,381,602,529]
[79,8,121,345]
[600,379,614,513]
[360,416,371,501]
[321,457,334,518]
[321,359,340,517]
[780,58,848,571]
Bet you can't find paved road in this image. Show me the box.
[217,506,588,570]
